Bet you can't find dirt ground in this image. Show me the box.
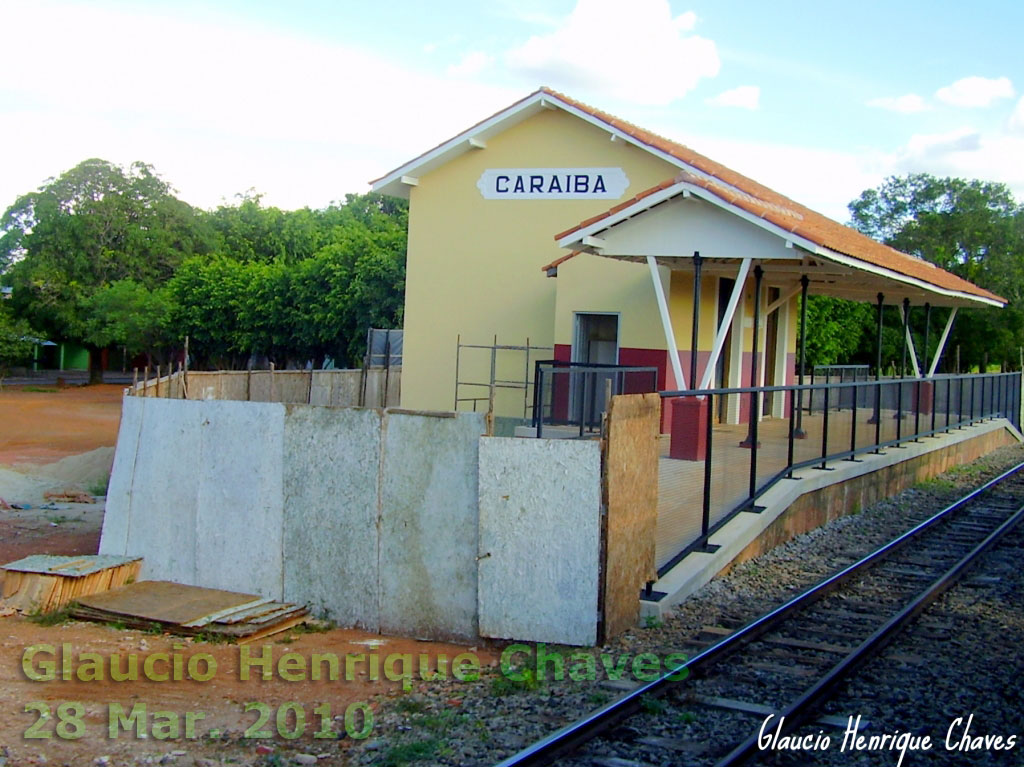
[0,385,496,767]
[0,385,125,466]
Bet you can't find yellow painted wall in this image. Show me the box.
[402,108,679,415]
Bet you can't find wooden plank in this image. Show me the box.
[181,598,274,628]
[3,554,142,578]
[635,735,707,754]
[0,559,142,613]
[75,581,267,625]
[602,393,660,641]
[693,695,853,729]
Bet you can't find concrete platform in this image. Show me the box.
[641,417,1022,619]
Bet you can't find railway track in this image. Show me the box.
[494,461,1024,767]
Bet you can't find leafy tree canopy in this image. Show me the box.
[0,157,408,374]
[1,159,215,377]
[839,173,1024,371]
[0,304,34,383]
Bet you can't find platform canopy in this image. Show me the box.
[553,171,1005,310]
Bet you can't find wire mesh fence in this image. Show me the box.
[654,372,1021,575]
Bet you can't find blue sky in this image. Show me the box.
[2,0,1021,222]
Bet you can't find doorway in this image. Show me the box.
[715,279,734,423]
[572,313,619,426]
[764,287,780,416]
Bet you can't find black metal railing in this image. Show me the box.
[532,360,659,437]
[655,371,1021,580]
[808,364,871,412]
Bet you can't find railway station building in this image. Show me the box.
[371,88,1004,438]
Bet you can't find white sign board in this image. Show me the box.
[477,167,628,200]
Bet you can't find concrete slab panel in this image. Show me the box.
[478,437,601,646]
[194,401,286,599]
[379,410,485,641]
[122,399,203,585]
[282,406,382,630]
[98,395,144,556]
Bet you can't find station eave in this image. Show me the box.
[553,176,1006,310]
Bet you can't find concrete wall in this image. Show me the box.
[477,437,602,646]
[100,397,495,642]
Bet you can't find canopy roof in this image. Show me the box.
[554,172,1004,308]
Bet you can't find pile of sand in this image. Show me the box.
[1,447,114,505]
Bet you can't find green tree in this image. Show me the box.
[166,256,252,369]
[82,280,173,365]
[847,174,1024,371]
[1,159,214,380]
[0,306,34,385]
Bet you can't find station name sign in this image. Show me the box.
[477,168,628,200]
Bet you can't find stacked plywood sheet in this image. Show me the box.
[70,581,308,643]
[1,555,143,614]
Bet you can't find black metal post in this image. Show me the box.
[958,374,964,427]
[970,374,976,423]
[931,373,938,435]
[981,373,987,421]
[787,386,796,478]
[533,361,543,436]
[820,384,830,469]
[896,298,909,443]
[870,293,884,431]
[922,303,932,375]
[578,371,587,437]
[794,275,809,438]
[745,268,761,501]
[847,379,858,460]
[914,380,921,439]
[946,376,952,432]
[691,252,702,391]
[702,393,714,537]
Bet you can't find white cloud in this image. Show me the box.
[706,86,760,110]
[504,0,719,106]
[902,127,982,159]
[889,127,1024,197]
[447,51,494,77]
[935,76,1014,108]
[1008,96,1024,133]
[866,93,930,114]
[652,128,887,222]
[0,2,523,211]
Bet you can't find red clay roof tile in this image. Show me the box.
[543,88,1003,304]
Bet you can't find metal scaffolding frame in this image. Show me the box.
[454,335,553,421]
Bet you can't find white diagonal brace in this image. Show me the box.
[927,307,958,377]
[905,321,921,378]
[646,256,686,390]
[699,258,752,390]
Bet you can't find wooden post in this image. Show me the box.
[155,364,162,398]
[246,368,252,401]
[143,365,150,397]
[183,335,190,399]
[132,367,138,396]
[270,362,276,403]
[307,369,313,405]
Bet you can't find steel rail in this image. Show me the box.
[715,497,1024,766]
[492,460,1024,767]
